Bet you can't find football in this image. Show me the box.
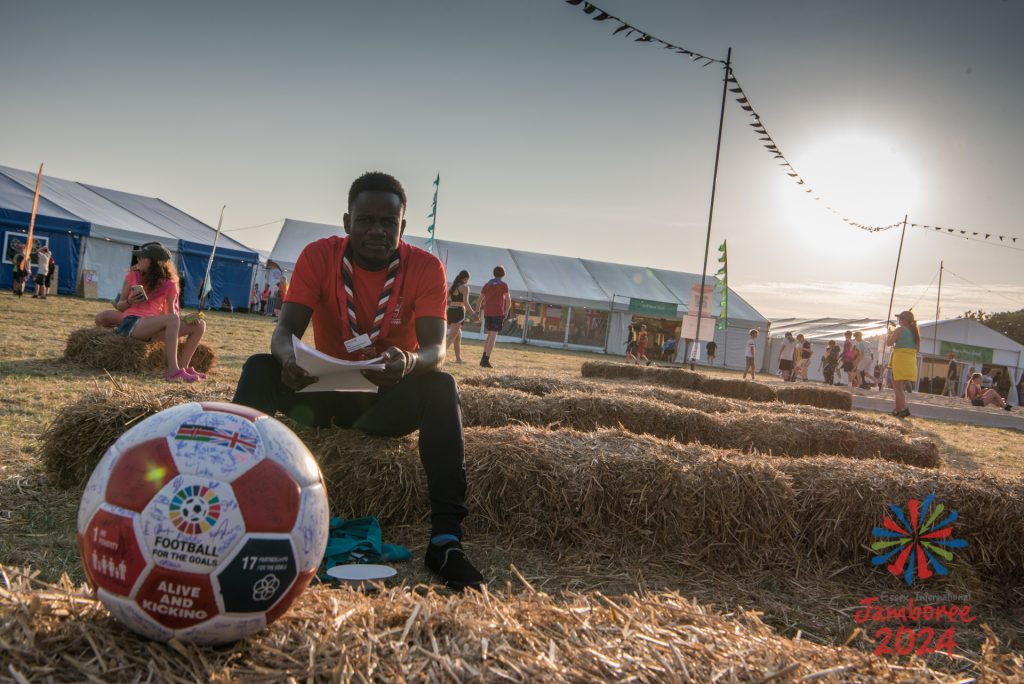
[77,401,329,644]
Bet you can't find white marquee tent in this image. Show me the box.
[267,220,770,365]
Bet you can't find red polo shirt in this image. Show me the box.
[285,236,447,360]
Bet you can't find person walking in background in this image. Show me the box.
[854,330,873,388]
[477,265,510,369]
[662,334,677,362]
[841,330,857,388]
[886,310,920,418]
[965,373,1012,411]
[794,333,811,381]
[624,323,639,363]
[446,269,475,364]
[260,284,270,314]
[636,324,652,366]
[706,340,717,366]
[945,352,960,397]
[44,252,56,297]
[250,284,260,313]
[10,244,28,297]
[822,339,840,385]
[32,246,51,299]
[273,277,288,319]
[743,328,758,379]
[778,332,796,381]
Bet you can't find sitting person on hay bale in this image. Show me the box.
[98,242,208,382]
[233,171,484,591]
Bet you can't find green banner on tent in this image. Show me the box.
[628,297,678,318]
[940,341,993,365]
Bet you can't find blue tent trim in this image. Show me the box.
[177,240,256,310]
[0,214,88,295]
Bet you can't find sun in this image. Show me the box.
[778,130,922,233]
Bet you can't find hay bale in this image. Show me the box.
[39,380,231,488]
[699,376,778,402]
[462,374,906,433]
[581,361,858,411]
[779,458,1024,582]
[460,386,938,467]
[308,426,796,568]
[7,567,999,682]
[63,327,217,374]
[776,384,853,411]
[581,361,705,390]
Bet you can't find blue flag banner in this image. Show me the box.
[715,240,728,330]
[425,173,440,253]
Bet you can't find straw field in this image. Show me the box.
[64,326,217,374]
[6,293,1024,679]
[582,361,853,410]
[7,567,1021,683]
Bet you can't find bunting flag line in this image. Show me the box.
[560,1,1021,252]
[910,222,1021,248]
[715,240,728,330]
[425,173,440,254]
[725,67,903,234]
[562,0,723,67]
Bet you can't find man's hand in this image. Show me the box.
[282,356,317,391]
[362,346,412,387]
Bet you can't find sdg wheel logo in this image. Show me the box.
[872,492,968,585]
[168,485,222,535]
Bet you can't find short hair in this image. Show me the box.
[348,172,407,211]
[493,265,505,278]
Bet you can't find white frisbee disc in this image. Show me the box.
[326,564,397,583]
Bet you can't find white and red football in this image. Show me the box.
[77,402,329,644]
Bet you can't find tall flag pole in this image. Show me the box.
[425,173,440,254]
[715,240,728,330]
[24,163,44,276]
[199,205,226,310]
[691,48,732,370]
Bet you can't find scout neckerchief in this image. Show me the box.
[338,237,404,353]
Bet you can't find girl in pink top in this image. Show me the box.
[113,242,207,383]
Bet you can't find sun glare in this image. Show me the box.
[779,130,921,233]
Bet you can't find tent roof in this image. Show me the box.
[267,219,770,321]
[84,184,253,253]
[579,259,681,307]
[510,248,610,309]
[0,165,175,243]
[268,218,337,270]
[649,268,768,324]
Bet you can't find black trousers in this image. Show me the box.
[232,354,468,538]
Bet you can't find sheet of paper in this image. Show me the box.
[292,335,386,393]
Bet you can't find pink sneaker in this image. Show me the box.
[164,369,198,383]
[184,367,208,380]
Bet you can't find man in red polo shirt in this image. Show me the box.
[233,172,483,590]
[476,265,511,368]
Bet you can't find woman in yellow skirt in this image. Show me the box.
[886,310,920,418]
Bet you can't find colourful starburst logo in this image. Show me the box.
[168,485,221,535]
[871,492,967,585]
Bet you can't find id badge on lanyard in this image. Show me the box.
[344,333,373,355]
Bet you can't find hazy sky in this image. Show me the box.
[2,0,1021,318]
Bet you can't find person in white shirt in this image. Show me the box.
[854,330,874,388]
[743,329,759,379]
[778,332,796,381]
[32,246,52,299]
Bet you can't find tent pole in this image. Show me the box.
[691,48,732,370]
[933,260,943,356]
[885,215,909,327]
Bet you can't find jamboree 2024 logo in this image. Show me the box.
[855,493,974,657]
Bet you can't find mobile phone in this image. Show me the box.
[130,284,148,301]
